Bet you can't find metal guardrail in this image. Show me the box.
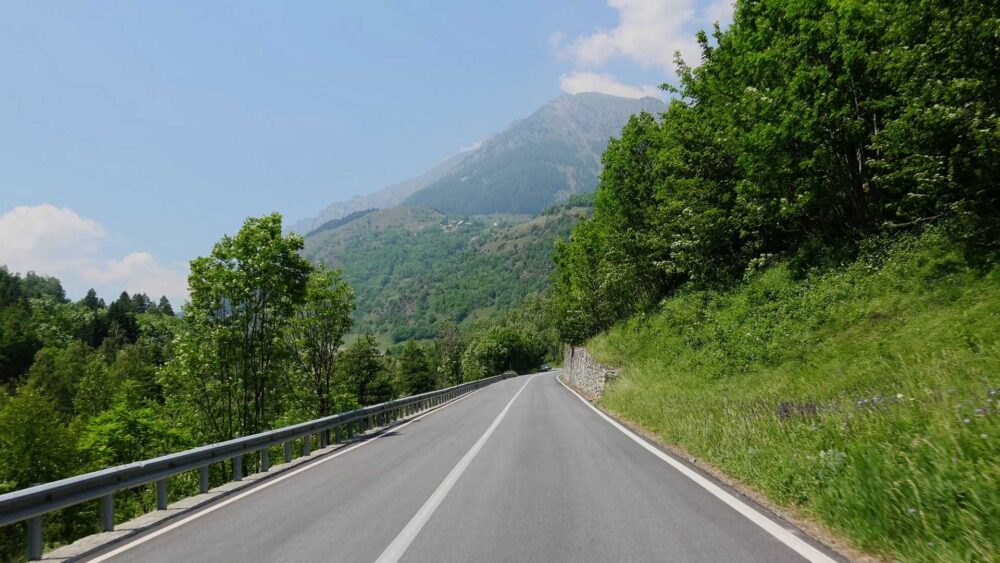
[0,374,509,560]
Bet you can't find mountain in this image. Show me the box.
[291,150,471,234]
[401,92,665,215]
[293,92,664,232]
[302,204,589,343]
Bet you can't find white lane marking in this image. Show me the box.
[376,374,538,563]
[88,386,493,562]
[555,374,836,563]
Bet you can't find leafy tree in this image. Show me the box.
[80,289,104,311]
[178,213,312,440]
[21,272,66,302]
[396,340,435,395]
[107,291,140,343]
[78,384,186,469]
[0,304,41,389]
[432,328,464,387]
[26,342,92,415]
[340,334,393,405]
[157,296,175,316]
[0,386,77,493]
[130,293,153,314]
[460,325,544,381]
[285,267,355,418]
[0,267,23,307]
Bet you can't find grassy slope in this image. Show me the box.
[588,229,999,561]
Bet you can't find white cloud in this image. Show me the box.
[561,0,707,73]
[0,204,188,305]
[704,0,735,29]
[553,0,735,96]
[81,252,189,305]
[560,72,662,99]
[0,204,106,275]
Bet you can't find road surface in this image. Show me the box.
[83,372,837,562]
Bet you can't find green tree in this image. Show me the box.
[177,213,312,441]
[157,296,175,316]
[0,303,41,389]
[396,340,435,395]
[340,334,393,405]
[0,386,77,493]
[80,289,104,311]
[78,384,186,469]
[0,267,23,307]
[285,267,355,418]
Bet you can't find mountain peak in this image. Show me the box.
[293,92,665,230]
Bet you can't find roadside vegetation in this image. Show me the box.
[550,0,999,559]
[0,213,550,560]
[591,228,998,560]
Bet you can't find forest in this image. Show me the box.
[552,0,998,340]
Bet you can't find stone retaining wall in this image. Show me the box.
[563,346,619,398]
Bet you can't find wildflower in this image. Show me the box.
[963,418,971,424]
[974,407,987,415]
[982,434,988,439]
[896,393,904,399]
[907,508,917,514]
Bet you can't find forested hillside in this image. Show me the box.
[551,0,999,559]
[303,203,588,343]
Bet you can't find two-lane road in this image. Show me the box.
[84,372,838,562]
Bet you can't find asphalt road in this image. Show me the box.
[84,372,837,563]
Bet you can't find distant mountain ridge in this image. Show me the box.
[404,92,664,215]
[291,151,470,234]
[293,92,664,231]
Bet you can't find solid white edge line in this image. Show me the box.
[555,373,836,563]
[375,374,538,563]
[87,385,492,563]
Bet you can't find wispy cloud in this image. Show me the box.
[553,0,734,97]
[0,204,189,305]
[560,72,662,99]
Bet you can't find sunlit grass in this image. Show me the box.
[590,229,1000,561]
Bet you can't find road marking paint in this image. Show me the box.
[87,385,493,562]
[375,374,538,563]
[555,374,837,563]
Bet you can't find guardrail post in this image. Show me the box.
[284,441,292,463]
[156,479,168,510]
[334,426,341,443]
[233,456,243,481]
[303,434,312,456]
[261,447,270,471]
[102,494,114,531]
[199,466,209,494]
[27,515,42,560]
[320,430,328,449]
[348,423,354,440]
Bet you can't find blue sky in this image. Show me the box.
[0,0,730,305]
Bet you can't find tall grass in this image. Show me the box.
[590,228,999,561]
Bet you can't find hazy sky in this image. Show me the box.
[0,0,731,305]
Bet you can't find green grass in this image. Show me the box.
[589,228,1000,561]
